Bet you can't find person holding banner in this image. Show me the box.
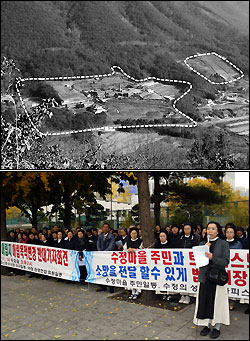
[96,223,116,293]
[123,227,144,300]
[154,230,171,249]
[224,223,242,311]
[179,223,200,305]
[193,221,230,339]
[168,224,181,248]
[118,227,128,248]
[77,229,89,285]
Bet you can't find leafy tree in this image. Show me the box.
[188,129,235,169]
[82,203,107,227]
[27,82,62,105]
[167,178,249,227]
[2,172,51,229]
[120,210,136,228]
[150,171,224,226]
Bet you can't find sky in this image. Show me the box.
[235,172,249,189]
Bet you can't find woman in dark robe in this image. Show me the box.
[193,221,230,339]
[123,227,143,300]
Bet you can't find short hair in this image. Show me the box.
[225,224,239,239]
[182,223,195,235]
[225,222,236,230]
[103,222,110,228]
[207,221,224,239]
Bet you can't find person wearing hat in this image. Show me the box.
[179,223,200,249]
[193,221,230,339]
[224,223,242,311]
[123,227,144,300]
[168,224,181,248]
[225,223,243,250]
[154,230,171,249]
[178,223,200,304]
[155,230,176,301]
[236,227,248,249]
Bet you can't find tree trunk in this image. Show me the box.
[1,178,8,242]
[137,172,155,304]
[138,172,154,248]
[63,182,71,228]
[31,196,38,229]
[153,174,161,227]
[1,173,11,275]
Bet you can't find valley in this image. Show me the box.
[1,1,249,169]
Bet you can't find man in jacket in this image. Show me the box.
[96,223,116,293]
[63,230,78,251]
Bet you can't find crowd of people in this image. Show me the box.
[6,221,249,340]
[7,222,248,300]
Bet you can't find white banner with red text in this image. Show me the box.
[1,242,80,281]
[83,248,249,300]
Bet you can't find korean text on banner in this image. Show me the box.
[1,241,80,281]
[83,248,249,300]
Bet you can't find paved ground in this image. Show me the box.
[1,274,249,340]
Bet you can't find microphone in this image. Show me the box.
[207,234,210,243]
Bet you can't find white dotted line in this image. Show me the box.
[16,52,244,136]
[184,52,244,85]
[15,84,46,137]
[18,65,197,136]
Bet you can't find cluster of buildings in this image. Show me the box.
[63,78,176,115]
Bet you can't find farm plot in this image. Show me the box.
[46,80,87,105]
[186,54,240,82]
[226,120,249,136]
[215,115,249,136]
[142,81,181,99]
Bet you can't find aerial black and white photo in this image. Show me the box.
[1,1,249,169]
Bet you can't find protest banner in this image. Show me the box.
[1,242,80,281]
[83,249,249,300]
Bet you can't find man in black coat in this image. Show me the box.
[62,230,79,284]
[50,232,58,248]
[53,231,65,248]
[86,228,98,251]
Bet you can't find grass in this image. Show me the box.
[188,54,241,82]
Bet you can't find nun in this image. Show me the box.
[193,221,230,339]
[123,227,143,300]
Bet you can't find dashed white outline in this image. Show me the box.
[15,51,244,137]
[184,52,244,85]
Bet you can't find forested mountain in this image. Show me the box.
[197,1,249,34]
[1,1,249,93]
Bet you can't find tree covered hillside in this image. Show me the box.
[1,1,249,95]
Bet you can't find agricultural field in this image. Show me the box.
[215,115,249,136]
[39,71,189,133]
[186,54,241,82]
